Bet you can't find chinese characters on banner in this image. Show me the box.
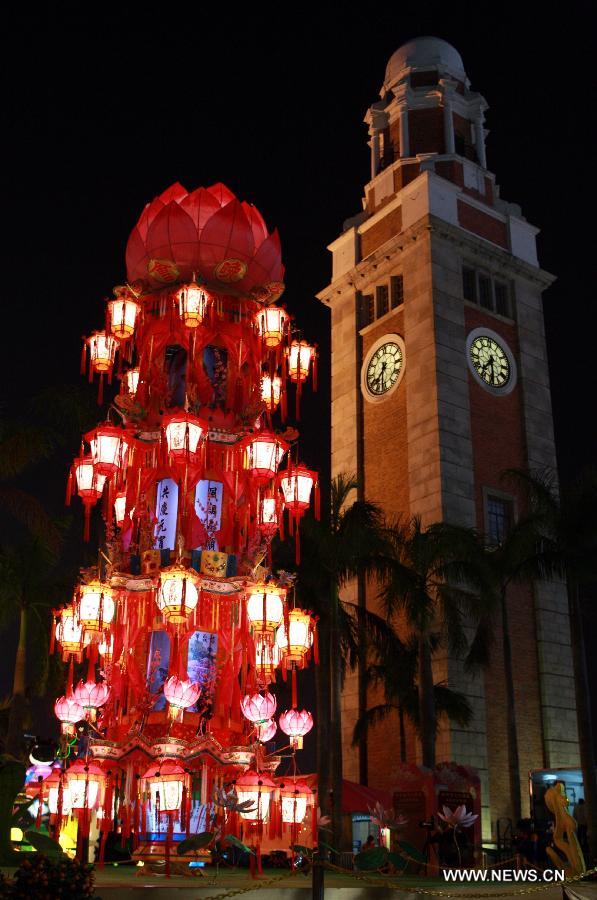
[153,478,179,551]
[194,479,223,551]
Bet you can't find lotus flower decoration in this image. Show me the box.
[368,801,408,830]
[72,678,110,709]
[163,675,201,710]
[255,718,277,742]
[54,695,85,724]
[438,804,478,829]
[279,708,314,739]
[240,691,277,723]
[126,182,285,298]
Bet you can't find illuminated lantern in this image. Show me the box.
[54,695,85,736]
[113,490,127,526]
[235,771,275,822]
[87,331,119,374]
[163,411,208,464]
[44,769,73,816]
[261,374,282,412]
[124,367,140,395]
[98,634,114,662]
[275,609,314,667]
[241,432,288,484]
[255,306,287,348]
[55,609,88,660]
[246,582,286,635]
[108,293,140,339]
[72,678,110,715]
[142,760,189,813]
[163,676,200,721]
[177,281,209,327]
[78,580,116,635]
[240,691,277,724]
[254,637,281,685]
[73,456,107,504]
[66,760,106,811]
[279,464,316,516]
[286,341,316,384]
[86,424,126,476]
[279,709,314,749]
[258,496,279,537]
[256,719,277,742]
[280,779,313,824]
[157,566,200,624]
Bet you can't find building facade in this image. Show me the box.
[317,37,580,839]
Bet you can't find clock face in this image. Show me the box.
[366,341,403,396]
[469,335,511,389]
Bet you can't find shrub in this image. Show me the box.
[4,853,95,899]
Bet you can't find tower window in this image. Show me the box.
[494,281,511,318]
[391,275,404,309]
[462,267,477,303]
[360,294,374,328]
[486,494,513,545]
[376,284,389,318]
[479,275,492,310]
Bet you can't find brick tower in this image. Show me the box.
[316,36,580,838]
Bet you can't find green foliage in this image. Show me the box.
[290,844,313,858]
[176,831,215,854]
[5,852,95,898]
[397,840,426,862]
[223,834,254,855]
[24,830,64,856]
[354,846,389,870]
[387,850,409,869]
[0,756,27,865]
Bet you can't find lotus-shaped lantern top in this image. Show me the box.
[54,694,85,725]
[437,804,478,829]
[163,675,200,710]
[72,678,110,709]
[240,691,277,723]
[126,182,285,298]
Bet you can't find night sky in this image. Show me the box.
[2,4,595,746]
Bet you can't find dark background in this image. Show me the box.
[1,3,595,757]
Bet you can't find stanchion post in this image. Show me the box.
[312,848,324,900]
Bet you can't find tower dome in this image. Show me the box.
[383,36,467,90]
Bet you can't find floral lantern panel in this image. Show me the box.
[157,566,200,624]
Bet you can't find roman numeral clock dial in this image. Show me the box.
[466,328,517,395]
[361,334,406,403]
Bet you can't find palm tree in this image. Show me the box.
[0,537,70,758]
[502,468,597,860]
[379,516,493,769]
[352,634,474,762]
[289,473,394,850]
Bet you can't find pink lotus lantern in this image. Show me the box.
[241,691,277,724]
[72,678,110,720]
[54,695,85,736]
[255,719,277,742]
[163,411,208,464]
[235,771,276,822]
[279,709,314,749]
[163,675,200,721]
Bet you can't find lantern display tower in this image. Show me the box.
[50,182,319,864]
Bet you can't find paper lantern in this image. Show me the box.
[87,331,119,373]
[113,490,127,526]
[72,678,110,712]
[286,341,316,383]
[124,367,140,395]
[54,695,85,736]
[256,719,277,742]
[55,609,88,660]
[78,580,116,635]
[142,760,189,813]
[275,609,314,666]
[73,456,106,505]
[86,424,126,476]
[241,432,288,484]
[261,374,282,412]
[163,676,200,721]
[177,281,209,327]
[44,769,73,816]
[255,306,287,348]
[280,779,313,823]
[235,771,276,821]
[157,566,200,624]
[279,708,314,749]
[66,760,106,811]
[246,582,286,635]
[254,637,281,685]
[163,411,208,464]
[98,634,114,662]
[108,294,140,339]
[258,496,279,537]
[279,463,316,515]
[240,691,277,723]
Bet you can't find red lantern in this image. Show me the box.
[87,331,119,373]
[235,771,275,822]
[254,636,281,686]
[86,424,127,476]
[157,566,200,624]
[257,496,279,537]
[124,367,140,395]
[142,760,189,813]
[276,609,314,667]
[163,411,208,464]
[176,281,210,327]
[279,709,314,749]
[66,760,106,811]
[240,431,288,484]
[54,608,88,660]
[279,779,313,823]
[108,293,140,339]
[72,456,106,504]
[255,306,287,348]
[261,374,282,412]
[278,462,318,563]
[246,582,286,635]
[113,490,127,526]
[286,341,316,383]
[77,580,116,635]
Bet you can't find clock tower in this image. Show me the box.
[317,37,580,838]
